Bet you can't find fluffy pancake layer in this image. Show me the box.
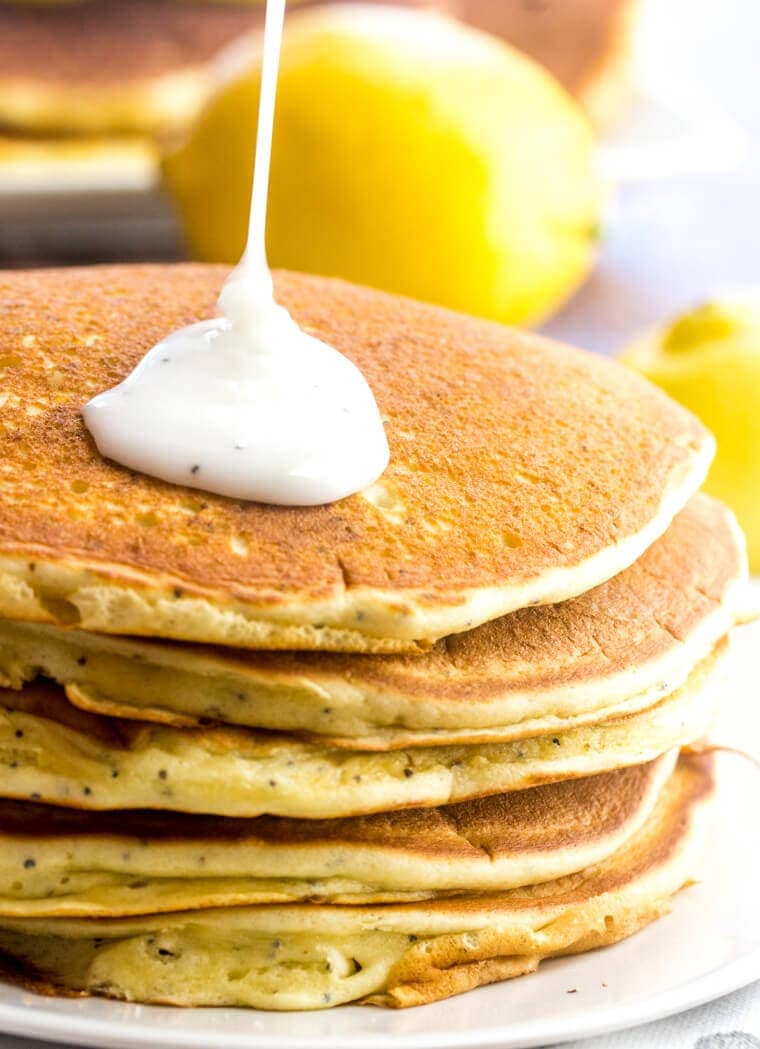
[0,495,743,748]
[0,752,677,916]
[0,646,723,817]
[0,266,712,652]
[0,752,713,1009]
[0,1,258,134]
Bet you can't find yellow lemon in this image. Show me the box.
[162,3,601,326]
[622,295,760,570]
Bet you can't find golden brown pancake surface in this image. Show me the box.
[0,265,711,650]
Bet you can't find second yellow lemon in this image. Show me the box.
[163,3,601,326]
[622,295,760,571]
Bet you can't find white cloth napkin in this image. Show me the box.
[558,981,760,1049]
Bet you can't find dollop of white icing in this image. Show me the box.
[83,0,389,506]
[84,265,389,505]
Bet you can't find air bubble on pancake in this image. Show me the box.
[512,467,542,486]
[70,481,89,495]
[178,497,206,516]
[230,536,250,558]
[361,483,407,526]
[422,519,452,537]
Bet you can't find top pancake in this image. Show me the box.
[0,265,711,652]
[0,0,258,134]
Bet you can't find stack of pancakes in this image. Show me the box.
[0,0,260,139]
[0,0,635,176]
[0,1,261,262]
[0,264,747,1010]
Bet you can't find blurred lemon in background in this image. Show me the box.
[623,295,760,571]
[162,3,601,326]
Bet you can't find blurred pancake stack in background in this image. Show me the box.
[0,0,636,284]
[0,263,748,1009]
[0,0,639,133]
[0,0,263,264]
[0,0,260,138]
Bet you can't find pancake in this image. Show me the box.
[0,495,743,748]
[0,265,712,653]
[0,646,723,817]
[0,753,677,916]
[0,0,258,134]
[0,752,713,1009]
[0,135,156,192]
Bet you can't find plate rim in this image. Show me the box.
[0,942,757,1049]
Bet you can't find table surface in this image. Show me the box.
[543,0,760,357]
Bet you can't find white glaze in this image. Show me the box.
[83,0,389,506]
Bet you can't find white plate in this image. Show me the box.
[0,619,756,1049]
